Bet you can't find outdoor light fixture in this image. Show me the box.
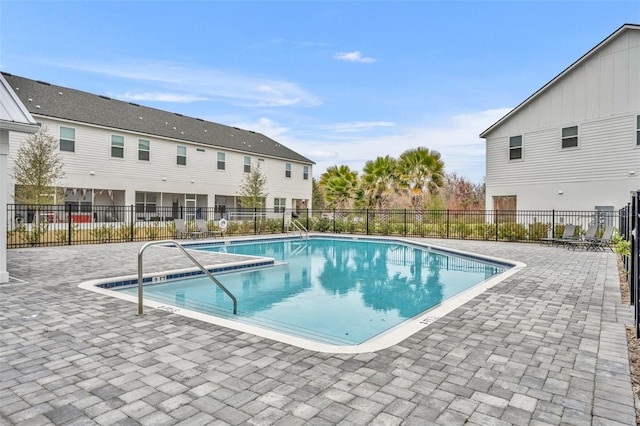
[558,190,563,195]
[90,171,95,175]
[162,176,167,181]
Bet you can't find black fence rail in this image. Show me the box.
[6,204,621,249]
[621,191,640,338]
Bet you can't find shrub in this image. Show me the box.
[498,222,527,241]
[528,222,549,241]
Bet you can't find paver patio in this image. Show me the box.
[1,237,636,425]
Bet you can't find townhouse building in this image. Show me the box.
[3,72,314,223]
[480,24,640,213]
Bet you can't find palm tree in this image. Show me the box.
[360,155,397,221]
[319,165,359,214]
[396,147,444,221]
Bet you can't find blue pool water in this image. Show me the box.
[116,238,505,345]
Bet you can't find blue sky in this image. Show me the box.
[1,1,638,183]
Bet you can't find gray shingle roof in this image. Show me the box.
[2,72,314,164]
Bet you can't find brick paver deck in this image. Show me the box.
[1,237,636,425]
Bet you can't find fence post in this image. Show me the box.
[129,205,134,241]
[494,210,498,241]
[446,209,450,239]
[67,203,72,245]
[254,208,258,235]
[404,209,407,237]
[551,209,555,239]
[333,209,336,233]
[365,209,369,235]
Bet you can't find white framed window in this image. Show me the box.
[138,139,150,161]
[274,198,286,213]
[177,145,187,166]
[135,192,157,213]
[244,156,251,173]
[561,126,578,149]
[303,165,309,180]
[217,152,225,170]
[285,163,291,178]
[111,135,124,158]
[60,126,75,152]
[509,135,522,160]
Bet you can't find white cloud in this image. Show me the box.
[116,92,207,103]
[272,108,511,183]
[54,60,322,108]
[334,51,376,63]
[320,121,395,133]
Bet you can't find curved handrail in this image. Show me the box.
[291,219,308,239]
[137,240,237,316]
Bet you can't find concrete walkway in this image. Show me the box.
[1,237,636,425]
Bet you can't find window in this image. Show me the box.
[196,147,205,152]
[303,166,309,180]
[138,139,150,161]
[177,145,186,166]
[60,126,75,152]
[111,135,124,158]
[285,163,292,178]
[274,198,286,213]
[217,152,225,170]
[636,115,639,146]
[561,126,578,148]
[244,156,251,173]
[509,135,522,160]
[135,192,157,213]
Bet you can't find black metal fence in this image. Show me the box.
[6,204,620,249]
[620,191,640,338]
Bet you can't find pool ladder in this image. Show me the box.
[137,240,238,316]
[291,219,308,239]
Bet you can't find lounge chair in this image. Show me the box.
[566,225,614,251]
[540,224,577,246]
[196,219,222,238]
[174,219,202,239]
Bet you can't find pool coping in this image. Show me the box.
[78,234,526,353]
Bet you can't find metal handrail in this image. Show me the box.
[291,219,308,239]
[137,240,237,316]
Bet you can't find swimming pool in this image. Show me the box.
[80,236,524,352]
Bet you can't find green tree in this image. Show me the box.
[360,155,397,210]
[319,165,359,211]
[396,147,444,220]
[311,177,326,210]
[237,163,268,208]
[13,125,65,204]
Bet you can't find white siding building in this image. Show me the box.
[480,23,640,212]
[3,73,314,221]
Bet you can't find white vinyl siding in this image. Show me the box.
[7,116,313,211]
[637,115,640,145]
